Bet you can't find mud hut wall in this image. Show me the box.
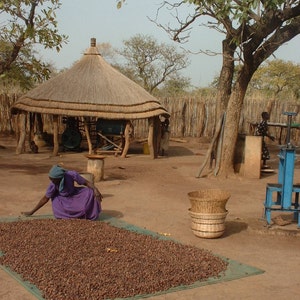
[2,94,300,144]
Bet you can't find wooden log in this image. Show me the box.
[196,113,224,178]
[154,116,160,158]
[52,115,59,156]
[84,117,93,154]
[85,154,106,182]
[121,121,133,158]
[148,117,154,159]
[16,113,26,154]
[97,132,122,150]
[214,113,226,176]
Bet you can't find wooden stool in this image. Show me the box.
[85,154,106,182]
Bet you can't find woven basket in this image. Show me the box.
[188,209,228,239]
[188,189,230,213]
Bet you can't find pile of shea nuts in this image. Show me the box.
[0,219,228,299]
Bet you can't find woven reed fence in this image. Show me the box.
[1,94,300,143]
[0,94,18,134]
[132,97,217,139]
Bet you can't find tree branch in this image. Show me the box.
[0,1,37,74]
[253,16,300,68]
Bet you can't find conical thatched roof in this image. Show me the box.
[12,38,169,120]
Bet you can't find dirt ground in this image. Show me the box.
[1,134,300,300]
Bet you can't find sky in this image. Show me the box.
[39,0,300,88]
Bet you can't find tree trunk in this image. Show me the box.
[203,38,236,177]
[215,38,236,121]
[16,113,26,154]
[217,73,250,177]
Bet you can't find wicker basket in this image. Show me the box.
[188,189,230,213]
[188,209,228,239]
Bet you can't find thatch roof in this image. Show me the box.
[11,38,169,120]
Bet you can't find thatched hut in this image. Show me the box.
[11,38,169,158]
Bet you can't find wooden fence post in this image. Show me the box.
[148,117,154,159]
[52,115,59,156]
[16,112,26,154]
[84,117,93,154]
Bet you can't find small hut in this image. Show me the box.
[11,38,169,158]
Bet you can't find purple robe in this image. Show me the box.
[45,170,101,220]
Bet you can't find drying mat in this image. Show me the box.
[0,214,264,299]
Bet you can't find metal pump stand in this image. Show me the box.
[264,112,300,227]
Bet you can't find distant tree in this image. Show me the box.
[114,63,141,83]
[157,74,191,97]
[191,87,217,101]
[0,0,68,78]
[119,34,190,93]
[250,59,300,98]
[0,40,53,92]
[96,42,117,64]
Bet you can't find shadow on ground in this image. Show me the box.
[101,210,124,219]
[222,220,248,238]
[0,162,50,175]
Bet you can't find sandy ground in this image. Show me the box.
[1,135,300,300]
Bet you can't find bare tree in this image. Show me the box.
[119,34,190,93]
